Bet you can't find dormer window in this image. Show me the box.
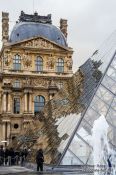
[35,56,43,72]
[13,54,21,70]
[56,58,64,73]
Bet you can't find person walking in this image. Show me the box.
[4,147,9,165]
[36,148,44,172]
[0,145,4,166]
[107,154,112,174]
[9,147,15,165]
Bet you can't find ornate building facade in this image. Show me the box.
[0,11,73,145]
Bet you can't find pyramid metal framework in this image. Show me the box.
[15,31,116,166]
[58,31,116,165]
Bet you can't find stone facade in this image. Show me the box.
[0,12,74,146]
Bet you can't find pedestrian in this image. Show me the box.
[107,154,112,173]
[15,150,20,165]
[36,148,44,172]
[20,149,25,166]
[0,145,4,166]
[23,148,28,160]
[9,147,15,165]
[4,147,9,165]
[20,148,28,166]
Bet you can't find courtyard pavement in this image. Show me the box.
[0,166,93,175]
[0,166,34,174]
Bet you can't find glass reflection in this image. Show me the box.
[61,32,116,166]
[16,30,116,166]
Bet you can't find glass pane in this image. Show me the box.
[107,66,116,81]
[34,96,45,112]
[102,75,116,94]
[68,134,91,164]
[14,98,20,114]
[111,56,116,69]
[111,97,116,111]
[35,57,43,72]
[61,150,83,165]
[96,85,114,105]
[56,58,64,73]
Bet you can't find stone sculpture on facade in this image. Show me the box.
[22,38,54,49]
[66,59,73,70]
[3,50,12,67]
[23,53,32,68]
[47,56,55,69]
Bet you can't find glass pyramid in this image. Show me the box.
[17,30,116,166]
[59,30,116,165]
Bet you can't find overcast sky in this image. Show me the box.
[0,0,116,72]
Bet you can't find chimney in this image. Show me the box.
[60,19,68,38]
[2,12,9,44]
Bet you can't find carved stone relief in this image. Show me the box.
[47,56,55,69]
[32,79,49,87]
[3,50,12,67]
[23,53,32,69]
[23,77,32,87]
[3,79,11,86]
[66,59,73,70]
[21,39,54,49]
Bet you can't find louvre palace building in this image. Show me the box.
[0,11,74,145]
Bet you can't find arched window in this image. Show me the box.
[35,57,43,72]
[34,95,45,113]
[56,58,64,73]
[13,54,21,70]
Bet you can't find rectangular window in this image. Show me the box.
[35,57,43,72]
[13,55,21,71]
[14,98,20,114]
[58,82,63,89]
[13,63,21,70]
[13,80,20,88]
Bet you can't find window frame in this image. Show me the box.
[13,97,20,114]
[56,58,64,73]
[58,81,63,89]
[34,95,45,113]
[13,54,21,71]
[13,80,20,88]
[35,56,43,72]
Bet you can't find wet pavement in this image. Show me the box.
[0,166,93,175]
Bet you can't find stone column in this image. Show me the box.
[2,122,6,141]
[24,92,27,112]
[0,94,2,113]
[29,93,32,112]
[8,93,11,112]
[7,122,10,144]
[3,93,6,112]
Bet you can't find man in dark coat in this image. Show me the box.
[36,149,44,172]
[9,147,15,165]
[107,154,112,173]
[0,145,4,166]
[4,147,9,165]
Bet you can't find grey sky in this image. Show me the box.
[0,0,116,72]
